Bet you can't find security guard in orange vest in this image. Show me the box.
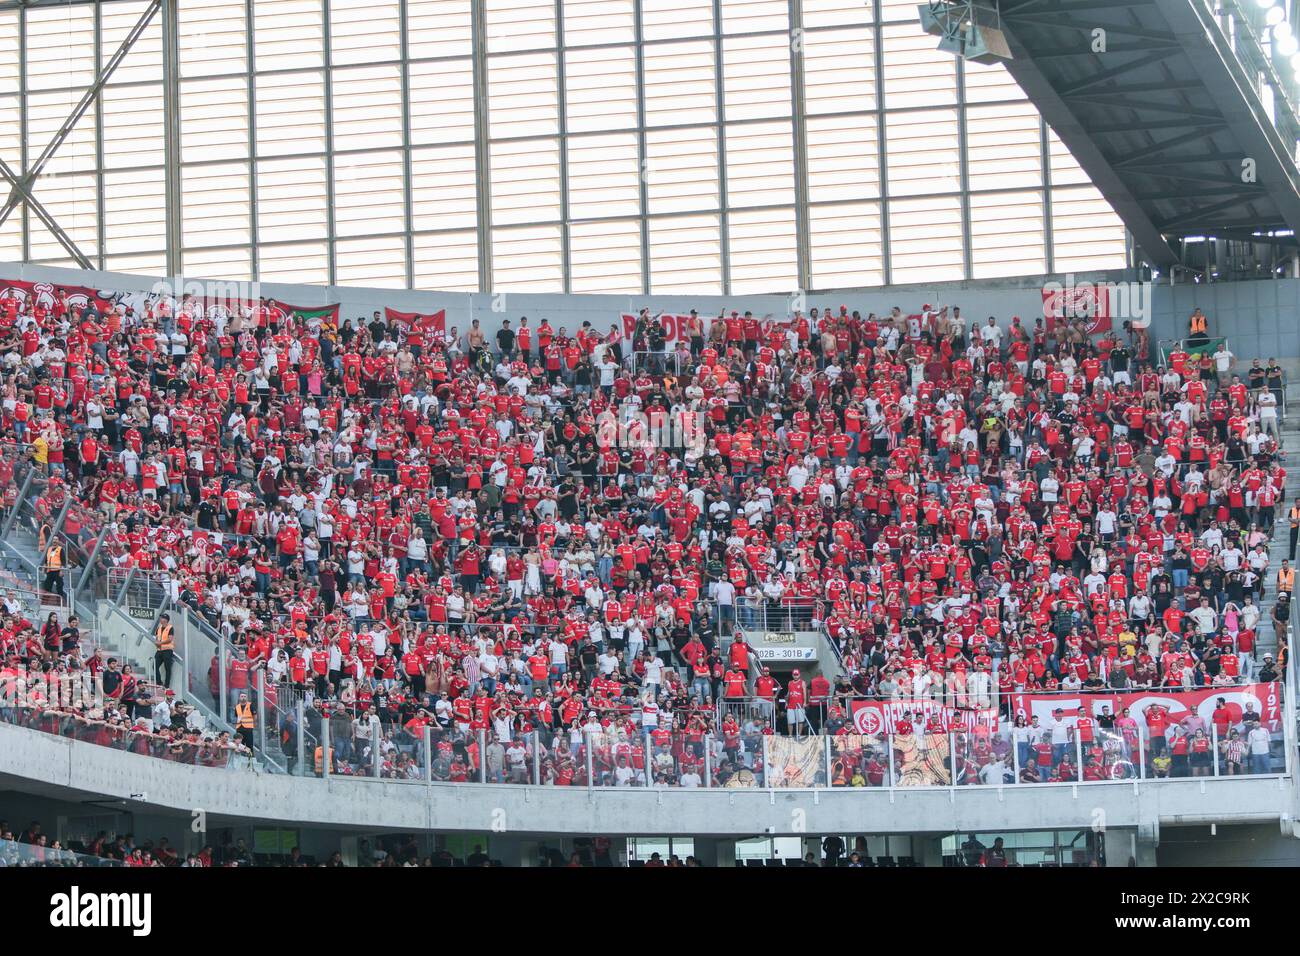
[1289,499,1300,560]
[1189,312,1208,335]
[234,692,256,750]
[153,612,175,688]
[41,542,65,597]
[1279,561,1296,600]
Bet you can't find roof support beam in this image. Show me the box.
[1128,170,1250,189]
[0,157,93,268]
[1028,42,1179,58]
[1134,185,1264,201]
[1087,118,1226,133]
[1008,0,1169,11]
[1156,195,1255,230]
[1066,80,1202,94]
[1120,154,1249,169]
[1064,95,1222,121]
[0,0,161,230]
[1183,227,1296,243]
[1151,0,1300,236]
[1109,128,1230,167]
[161,0,182,277]
[1000,13,1177,43]
[996,16,1179,267]
[1057,48,1183,96]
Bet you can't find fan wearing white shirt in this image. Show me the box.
[640,695,661,731]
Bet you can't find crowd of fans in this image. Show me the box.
[0,819,476,867]
[0,594,254,766]
[0,279,1293,789]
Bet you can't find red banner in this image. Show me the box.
[0,279,118,316]
[1008,683,1282,733]
[1042,281,1112,335]
[1,278,337,321]
[851,699,999,735]
[619,312,698,344]
[385,306,445,335]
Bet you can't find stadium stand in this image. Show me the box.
[0,280,1291,797]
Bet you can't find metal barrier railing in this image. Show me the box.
[626,350,689,377]
[0,837,127,868]
[729,597,820,634]
[1156,336,1228,367]
[0,702,255,772]
[2,672,1289,790]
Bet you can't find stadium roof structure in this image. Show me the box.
[996,0,1300,268]
[0,0,1138,291]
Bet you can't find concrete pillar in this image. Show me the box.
[603,836,629,867]
[1103,827,1138,867]
[488,834,525,867]
[692,837,736,867]
[691,837,716,866]
[916,834,946,867]
[1132,824,1159,867]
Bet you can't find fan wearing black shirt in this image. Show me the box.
[1109,343,1131,378]
[496,320,516,360]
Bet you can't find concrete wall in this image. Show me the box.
[1156,822,1300,866]
[1155,279,1300,366]
[1,720,1292,839]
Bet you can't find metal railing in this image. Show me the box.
[1157,336,1228,366]
[0,457,283,772]
[0,703,255,772]
[3,678,1286,792]
[105,567,175,613]
[729,597,820,634]
[626,350,690,377]
[0,837,127,868]
[1152,336,1289,421]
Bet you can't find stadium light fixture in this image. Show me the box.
[1256,0,1278,9]
[1277,32,1299,56]
[917,1,1013,64]
[1276,19,1293,39]
[1267,6,1285,26]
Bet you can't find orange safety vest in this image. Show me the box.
[156,623,174,651]
[1279,568,1296,592]
[235,702,255,730]
[45,545,62,570]
[1190,315,1207,335]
